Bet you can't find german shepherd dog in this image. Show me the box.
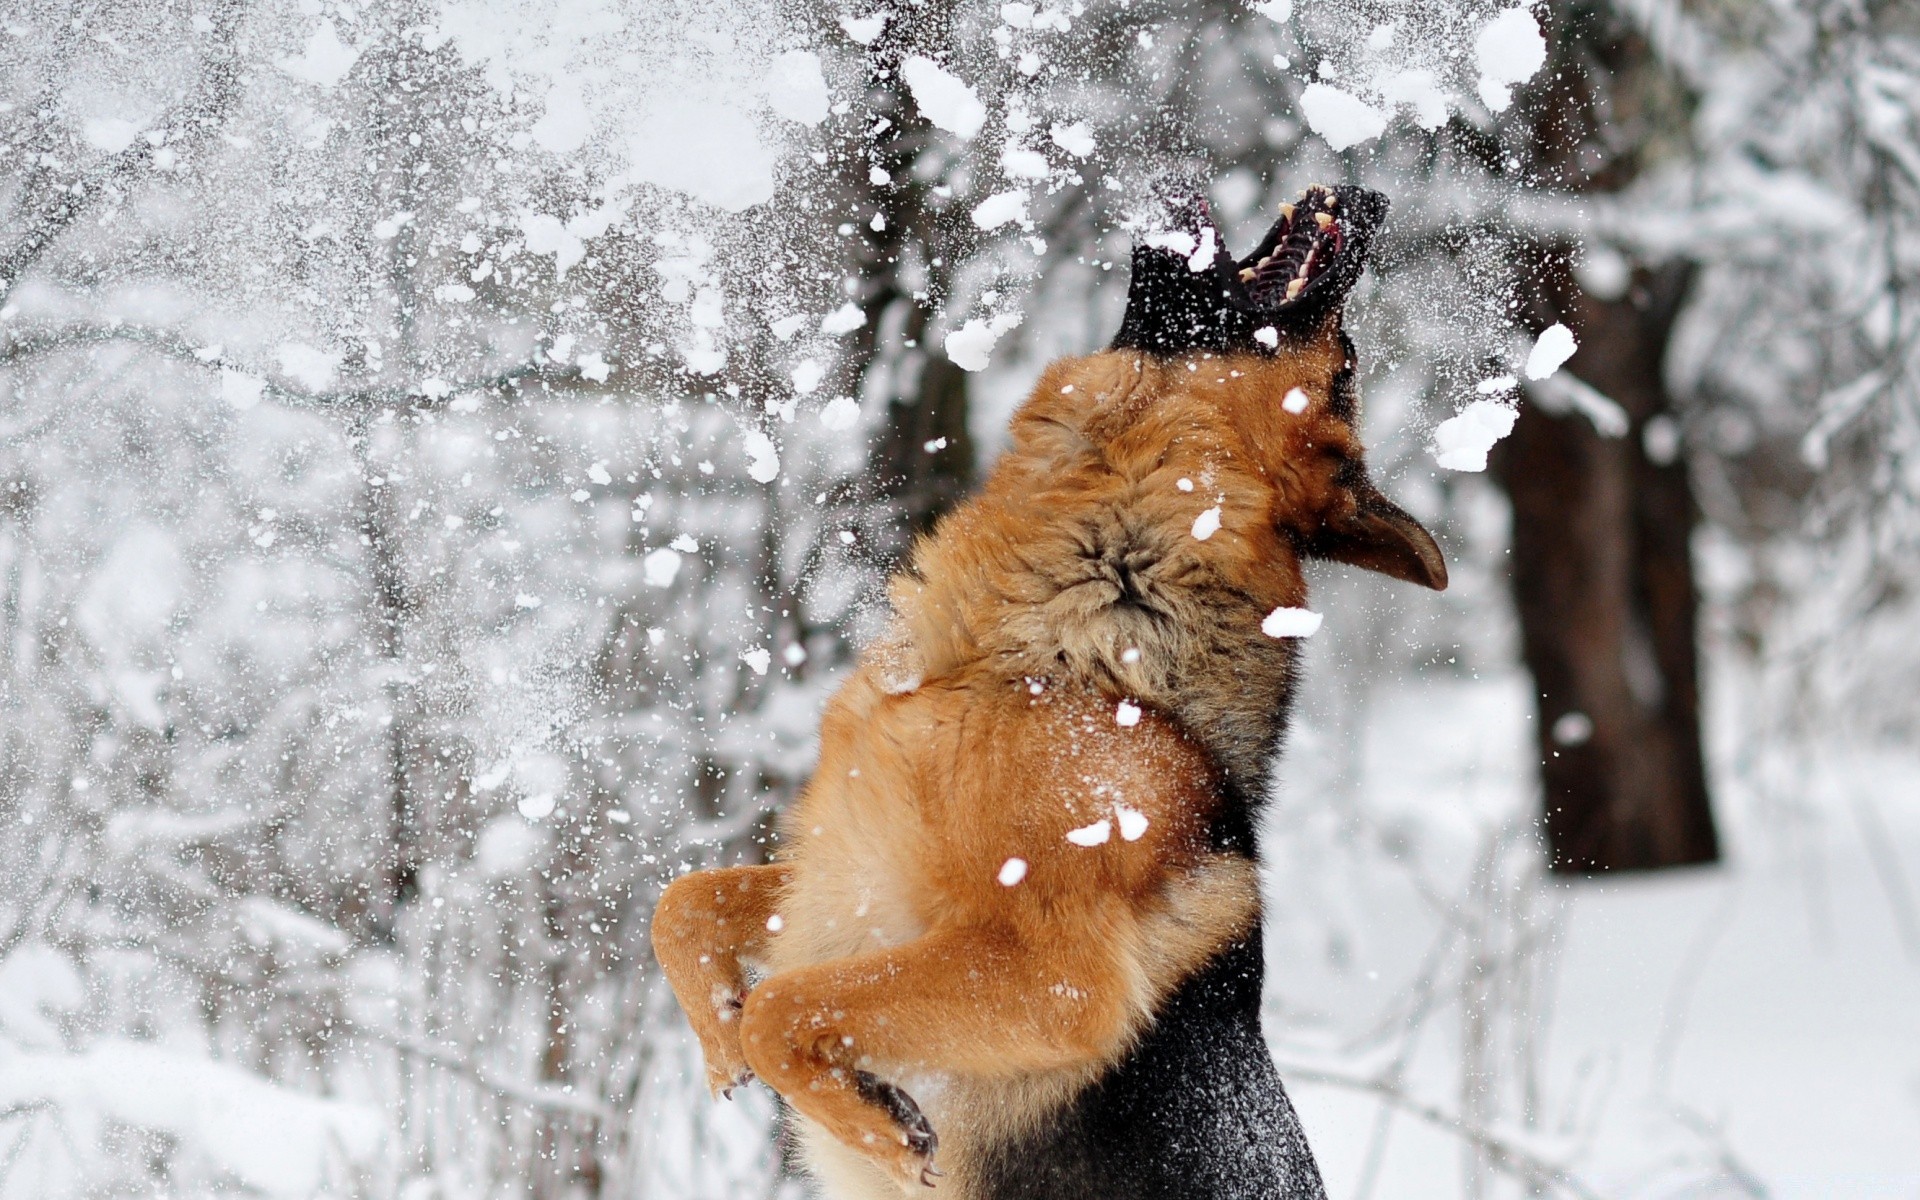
[652,184,1446,1199]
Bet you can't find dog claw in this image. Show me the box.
[854,1069,939,1159]
[920,1165,944,1187]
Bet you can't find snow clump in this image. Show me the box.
[901,56,987,139]
[1300,83,1388,151]
[1261,606,1324,638]
[1191,504,1222,540]
[643,548,683,588]
[972,190,1031,230]
[1066,818,1112,847]
[763,50,831,126]
[1433,399,1520,471]
[819,396,861,430]
[945,313,1023,371]
[1049,121,1096,157]
[1475,7,1548,113]
[998,857,1028,886]
[742,430,780,483]
[1524,322,1578,380]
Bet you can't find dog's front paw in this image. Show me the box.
[699,993,755,1098]
[855,1070,942,1187]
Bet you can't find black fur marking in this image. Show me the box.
[855,1070,939,1158]
[974,929,1328,1200]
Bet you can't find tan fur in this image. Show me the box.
[652,327,1435,1197]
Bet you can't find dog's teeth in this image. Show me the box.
[1279,203,1295,222]
[1314,211,1334,229]
[1322,192,1338,209]
[1286,278,1307,299]
[1238,267,1256,282]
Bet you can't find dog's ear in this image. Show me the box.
[1307,475,1448,590]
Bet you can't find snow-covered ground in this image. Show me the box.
[1269,673,1920,1199]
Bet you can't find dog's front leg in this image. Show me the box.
[739,924,1138,1188]
[652,863,792,1096]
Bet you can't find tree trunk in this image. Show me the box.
[1493,263,1719,873]
[875,312,975,539]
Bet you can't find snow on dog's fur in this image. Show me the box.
[652,184,1445,1199]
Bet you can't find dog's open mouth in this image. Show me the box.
[1232,185,1350,315]
[1110,182,1387,356]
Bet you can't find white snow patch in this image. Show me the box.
[1066,818,1112,847]
[1049,121,1096,158]
[628,98,776,212]
[742,430,780,483]
[764,50,831,126]
[687,286,721,328]
[530,82,591,154]
[839,12,889,44]
[945,313,1022,372]
[997,857,1028,886]
[1143,229,1197,257]
[1115,805,1150,841]
[1191,504,1222,541]
[820,303,867,335]
[901,56,986,139]
[1261,606,1324,638]
[475,815,543,875]
[275,343,339,392]
[520,211,585,277]
[1282,387,1310,413]
[1380,68,1449,130]
[82,117,143,153]
[1186,226,1218,273]
[577,352,611,382]
[0,1040,382,1195]
[221,369,265,410]
[1300,83,1387,151]
[1115,700,1142,727]
[1254,326,1279,349]
[1475,7,1548,113]
[1433,399,1519,471]
[791,359,826,394]
[819,395,861,430]
[1552,711,1594,746]
[669,534,699,552]
[770,314,808,341]
[1250,0,1293,23]
[1001,145,1050,179]
[642,548,683,588]
[972,190,1030,230]
[1529,370,1629,437]
[740,647,772,675]
[277,20,359,89]
[1524,322,1578,380]
[517,792,556,820]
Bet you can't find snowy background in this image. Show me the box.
[2,0,1917,1197]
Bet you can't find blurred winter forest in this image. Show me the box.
[2,0,1918,1197]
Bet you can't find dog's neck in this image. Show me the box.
[877,350,1328,785]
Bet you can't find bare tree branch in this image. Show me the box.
[0,0,249,304]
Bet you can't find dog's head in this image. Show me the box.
[1105,184,1446,592]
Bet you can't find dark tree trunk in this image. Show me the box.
[1494,263,1719,873]
[833,14,979,544]
[1482,0,1720,873]
[875,317,975,539]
